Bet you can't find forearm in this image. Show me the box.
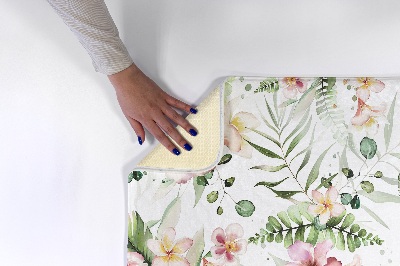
[47,0,133,75]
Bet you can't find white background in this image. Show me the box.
[1,0,400,265]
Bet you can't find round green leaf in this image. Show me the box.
[235,200,255,217]
[360,137,377,159]
[342,168,354,178]
[245,84,252,91]
[374,171,383,178]
[350,224,361,234]
[341,193,352,205]
[217,206,223,215]
[207,191,219,203]
[361,181,375,193]
[224,177,235,187]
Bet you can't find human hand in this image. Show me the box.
[108,64,198,155]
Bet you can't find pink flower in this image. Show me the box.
[308,186,345,224]
[127,252,148,266]
[351,98,386,136]
[349,77,385,102]
[224,108,260,158]
[147,227,193,266]
[279,77,308,99]
[286,240,340,266]
[210,223,247,266]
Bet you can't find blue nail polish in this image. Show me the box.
[172,148,180,155]
[138,136,143,145]
[184,143,192,151]
[190,108,197,114]
[189,129,197,136]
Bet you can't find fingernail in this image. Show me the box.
[189,129,197,136]
[138,136,143,145]
[190,108,197,114]
[184,143,192,151]
[172,148,180,156]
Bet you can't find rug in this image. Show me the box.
[127,77,400,266]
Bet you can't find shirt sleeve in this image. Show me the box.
[47,0,134,75]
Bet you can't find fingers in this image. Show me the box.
[127,117,145,145]
[145,120,182,156]
[165,94,198,114]
[162,106,198,137]
[154,113,194,152]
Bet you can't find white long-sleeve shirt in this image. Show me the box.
[47,0,133,75]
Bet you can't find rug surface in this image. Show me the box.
[127,77,400,266]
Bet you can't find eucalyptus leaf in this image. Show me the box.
[128,171,143,182]
[224,177,235,187]
[357,190,400,203]
[360,137,377,159]
[218,154,232,165]
[207,191,219,203]
[235,200,255,217]
[360,181,374,193]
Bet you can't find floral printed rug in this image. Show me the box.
[127,77,400,266]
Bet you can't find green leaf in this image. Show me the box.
[283,108,310,147]
[340,213,355,230]
[218,154,232,165]
[298,202,314,222]
[204,170,214,179]
[350,195,361,209]
[186,228,205,266]
[287,205,303,225]
[341,193,352,205]
[246,128,281,148]
[325,228,336,246]
[348,133,365,162]
[264,97,279,128]
[342,168,354,178]
[316,173,338,190]
[294,226,306,242]
[275,232,283,243]
[245,84,252,91]
[294,79,320,119]
[389,153,400,159]
[268,216,283,231]
[255,177,289,188]
[384,93,396,150]
[336,231,345,250]
[284,230,293,248]
[359,205,388,230]
[245,139,283,159]
[217,206,223,215]
[196,176,209,186]
[350,224,360,234]
[206,191,219,203]
[347,234,356,252]
[269,188,303,199]
[128,211,154,263]
[277,211,292,228]
[224,177,235,187]
[285,116,312,157]
[296,124,316,176]
[360,137,377,159]
[327,210,346,227]
[235,200,255,217]
[158,197,181,237]
[128,171,143,182]
[193,177,205,207]
[306,225,319,245]
[357,190,400,203]
[257,78,279,93]
[360,181,374,193]
[305,144,334,192]
[250,164,287,172]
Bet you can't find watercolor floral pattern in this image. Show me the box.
[128,77,400,265]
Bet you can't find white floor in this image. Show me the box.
[1,0,400,265]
